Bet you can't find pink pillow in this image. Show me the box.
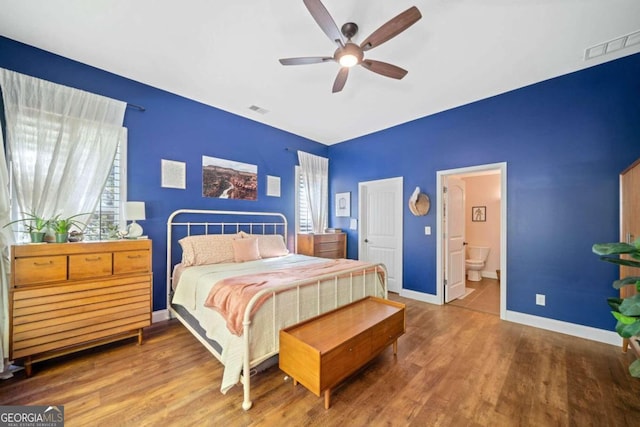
[232,238,261,262]
[178,234,238,266]
[239,232,289,258]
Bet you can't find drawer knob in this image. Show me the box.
[33,261,53,266]
[127,255,142,259]
[85,257,102,262]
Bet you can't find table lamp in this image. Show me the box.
[125,201,146,238]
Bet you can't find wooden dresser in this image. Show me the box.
[10,239,152,375]
[297,233,346,259]
[279,296,405,409]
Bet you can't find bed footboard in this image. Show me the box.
[240,263,387,410]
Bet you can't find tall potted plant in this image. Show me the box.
[592,239,640,377]
[50,213,87,243]
[3,211,49,243]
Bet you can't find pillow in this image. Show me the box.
[256,234,289,258]
[232,237,261,262]
[179,234,238,266]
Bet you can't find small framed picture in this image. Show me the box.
[472,206,486,222]
[335,192,351,217]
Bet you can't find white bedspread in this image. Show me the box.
[172,254,387,393]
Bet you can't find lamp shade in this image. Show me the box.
[125,201,146,221]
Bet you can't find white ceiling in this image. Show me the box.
[1,0,639,145]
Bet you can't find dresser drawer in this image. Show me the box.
[14,256,67,286]
[297,233,346,259]
[315,234,343,244]
[114,250,150,274]
[69,252,113,280]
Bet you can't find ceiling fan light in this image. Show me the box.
[339,54,359,67]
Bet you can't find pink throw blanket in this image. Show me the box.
[204,259,383,336]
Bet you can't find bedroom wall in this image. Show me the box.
[0,36,328,311]
[328,51,640,331]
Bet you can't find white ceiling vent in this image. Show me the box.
[248,105,269,114]
[585,29,640,60]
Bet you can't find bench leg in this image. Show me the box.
[324,389,331,409]
[393,339,398,355]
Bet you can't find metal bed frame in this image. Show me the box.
[166,209,387,410]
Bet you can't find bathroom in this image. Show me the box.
[450,171,502,315]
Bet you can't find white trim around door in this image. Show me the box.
[436,162,507,320]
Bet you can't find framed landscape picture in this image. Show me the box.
[202,155,257,200]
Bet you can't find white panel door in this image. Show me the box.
[359,177,403,293]
[445,176,466,302]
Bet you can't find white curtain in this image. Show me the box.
[0,68,126,375]
[0,127,14,376]
[298,151,328,234]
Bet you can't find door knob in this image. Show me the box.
[364,239,369,243]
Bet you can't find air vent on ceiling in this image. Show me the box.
[248,105,269,114]
[585,29,640,60]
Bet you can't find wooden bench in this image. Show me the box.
[279,296,405,409]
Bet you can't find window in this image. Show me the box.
[83,139,126,240]
[295,165,313,234]
[7,109,126,241]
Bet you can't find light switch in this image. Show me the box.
[424,226,431,235]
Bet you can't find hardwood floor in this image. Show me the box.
[448,277,500,315]
[2,294,640,426]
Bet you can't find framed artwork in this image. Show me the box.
[336,192,351,217]
[161,159,186,189]
[472,206,486,222]
[202,155,257,200]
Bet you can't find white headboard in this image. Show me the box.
[166,209,288,304]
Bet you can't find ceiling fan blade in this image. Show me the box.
[332,67,349,93]
[303,0,345,46]
[360,6,422,52]
[279,57,334,65]
[361,60,408,80]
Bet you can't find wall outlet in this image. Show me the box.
[536,294,546,306]
[424,226,431,235]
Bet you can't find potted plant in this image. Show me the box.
[50,213,87,243]
[3,211,49,243]
[592,239,640,377]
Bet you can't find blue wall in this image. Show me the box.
[329,52,640,330]
[2,35,640,332]
[0,37,328,310]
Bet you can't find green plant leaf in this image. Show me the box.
[619,295,640,316]
[599,256,640,269]
[615,320,640,338]
[613,277,640,289]
[629,357,640,378]
[607,297,623,311]
[618,320,640,338]
[612,311,637,325]
[593,242,637,255]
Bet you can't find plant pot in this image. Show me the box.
[29,231,45,243]
[54,232,68,243]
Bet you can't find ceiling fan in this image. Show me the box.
[279,0,422,93]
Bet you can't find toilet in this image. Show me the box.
[465,246,490,282]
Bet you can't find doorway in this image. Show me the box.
[436,162,507,319]
[358,177,403,293]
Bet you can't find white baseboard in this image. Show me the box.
[482,270,498,279]
[399,288,441,305]
[152,309,170,323]
[505,310,622,347]
[396,290,622,347]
